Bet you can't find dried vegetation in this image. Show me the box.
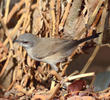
[0,0,110,99]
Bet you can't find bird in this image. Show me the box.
[14,33,100,71]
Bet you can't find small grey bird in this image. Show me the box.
[14,33,100,71]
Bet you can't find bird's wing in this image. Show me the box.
[31,33,101,59]
[31,38,76,59]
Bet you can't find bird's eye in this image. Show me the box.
[23,41,29,44]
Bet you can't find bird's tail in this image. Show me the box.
[77,32,101,44]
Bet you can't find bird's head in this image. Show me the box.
[14,33,37,48]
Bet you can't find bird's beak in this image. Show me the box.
[13,39,19,43]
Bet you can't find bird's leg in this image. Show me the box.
[50,63,58,71]
[67,56,72,62]
[59,63,63,70]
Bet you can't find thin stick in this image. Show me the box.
[87,0,104,25]
[21,0,31,34]
[0,51,12,77]
[17,3,38,16]
[56,0,61,36]
[4,0,10,23]
[65,72,95,82]
[3,14,25,46]
[48,83,60,100]
[7,0,25,23]
[0,14,25,76]
[50,0,56,36]
[7,79,16,91]
[59,0,73,31]
[80,45,100,74]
